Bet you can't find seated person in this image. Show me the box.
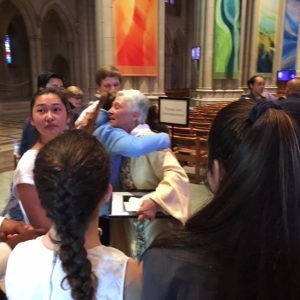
[95,90,190,259]
[239,75,276,102]
[142,100,300,299]
[5,130,142,300]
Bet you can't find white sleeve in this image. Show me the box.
[0,242,11,278]
[13,152,36,187]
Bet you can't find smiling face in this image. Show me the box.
[108,96,139,133]
[30,93,70,144]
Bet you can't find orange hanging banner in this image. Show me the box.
[113,0,158,76]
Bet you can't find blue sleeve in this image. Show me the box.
[94,123,170,157]
[95,109,109,128]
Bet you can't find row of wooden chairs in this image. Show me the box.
[168,102,229,184]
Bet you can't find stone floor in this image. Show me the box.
[0,99,29,209]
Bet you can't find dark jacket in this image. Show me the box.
[279,94,300,124]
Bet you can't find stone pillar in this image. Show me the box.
[95,0,114,66]
[191,0,215,101]
[28,34,42,91]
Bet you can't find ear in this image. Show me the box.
[132,111,140,123]
[104,184,113,203]
[30,117,34,127]
[207,159,223,193]
[66,113,71,125]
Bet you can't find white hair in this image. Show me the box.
[116,89,150,124]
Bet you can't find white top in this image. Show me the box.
[12,149,38,224]
[0,217,11,278]
[5,236,129,300]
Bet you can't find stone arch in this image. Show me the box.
[0,0,34,99]
[1,0,37,38]
[51,54,70,86]
[39,1,74,41]
[40,7,72,84]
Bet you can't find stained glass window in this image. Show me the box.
[5,35,12,64]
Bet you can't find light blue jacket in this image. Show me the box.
[93,110,170,214]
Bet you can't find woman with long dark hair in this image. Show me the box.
[6,130,141,299]
[142,100,300,299]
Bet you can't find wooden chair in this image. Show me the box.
[172,134,208,184]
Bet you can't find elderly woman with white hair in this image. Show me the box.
[94,89,190,259]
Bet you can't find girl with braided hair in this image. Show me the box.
[142,100,300,299]
[5,130,141,299]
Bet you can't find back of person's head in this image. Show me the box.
[95,65,122,85]
[286,77,300,96]
[116,89,150,124]
[186,99,300,299]
[37,72,64,89]
[33,130,110,300]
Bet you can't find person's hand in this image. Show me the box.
[0,219,33,240]
[76,111,94,129]
[5,228,46,249]
[137,199,158,221]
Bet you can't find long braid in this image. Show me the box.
[34,130,110,299]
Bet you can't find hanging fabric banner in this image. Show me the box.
[114,0,158,76]
[281,0,300,70]
[213,0,241,79]
[256,0,279,74]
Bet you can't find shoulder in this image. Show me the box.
[142,248,218,300]
[143,247,216,275]
[17,150,38,168]
[7,237,46,268]
[10,236,43,255]
[13,150,38,185]
[88,245,129,268]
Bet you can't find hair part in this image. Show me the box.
[34,130,110,300]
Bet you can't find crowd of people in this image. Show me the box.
[1,67,300,299]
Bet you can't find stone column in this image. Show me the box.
[28,34,42,91]
[95,0,114,66]
[191,0,215,102]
